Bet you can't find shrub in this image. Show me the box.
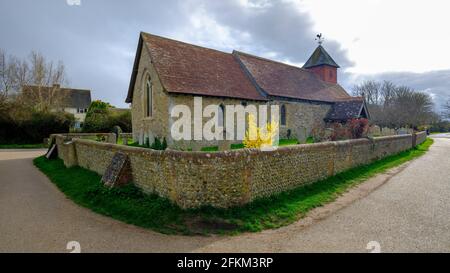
[243,114,278,149]
[0,110,74,144]
[130,137,167,150]
[82,100,131,133]
[110,111,132,133]
[150,137,167,150]
[348,118,369,139]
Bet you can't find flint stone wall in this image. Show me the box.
[54,133,427,209]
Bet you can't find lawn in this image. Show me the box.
[0,143,47,149]
[117,136,134,145]
[33,138,433,235]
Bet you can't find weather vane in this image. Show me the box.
[315,33,324,45]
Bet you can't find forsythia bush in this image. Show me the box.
[243,114,279,149]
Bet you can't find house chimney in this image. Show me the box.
[303,35,340,84]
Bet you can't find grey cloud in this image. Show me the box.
[198,0,354,67]
[0,0,190,107]
[0,0,358,108]
[343,70,450,112]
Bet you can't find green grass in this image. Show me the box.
[200,146,219,152]
[0,143,47,149]
[231,143,245,150]
[117,136,134,145]
[33,138,433,235]
[279,138,299,146]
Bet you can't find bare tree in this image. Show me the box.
[0,49,15,97]
[353,80,436,128]
[444,98,450,120]
[0,48,69,120]
[19,51,68,112]
[352,80,381,105]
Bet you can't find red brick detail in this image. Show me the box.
[307,65,337,84]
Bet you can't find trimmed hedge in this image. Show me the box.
[0,111,73,144]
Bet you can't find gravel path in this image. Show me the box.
[1,137,449,253]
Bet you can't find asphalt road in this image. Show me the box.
[1,136,449,253]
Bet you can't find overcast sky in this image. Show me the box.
[1,0,449,111]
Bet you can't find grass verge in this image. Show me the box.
[0,143,46,149]
[33,138,433,235]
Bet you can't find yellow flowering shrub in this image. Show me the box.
[243,114,279,149]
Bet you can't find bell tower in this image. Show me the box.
[303,34,340,84]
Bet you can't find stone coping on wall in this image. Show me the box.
[64,133,412,156]
[50,133,117,144]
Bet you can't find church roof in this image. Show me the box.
[126,32,352,104]
[234,51,350,102]
[126,32,266,102]
[303,45,340,69]
[325,98,369,121]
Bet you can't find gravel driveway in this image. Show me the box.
[1,137,449,253]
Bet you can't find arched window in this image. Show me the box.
[219,104,226,139]
[146,79,152,117]
[218,104,225,127]
[280,104,287,126]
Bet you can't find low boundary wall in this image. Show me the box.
[53,131,427,209]
[51,133,117,144]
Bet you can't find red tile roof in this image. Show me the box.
[126,32,354,104]
[141,33,265,101]
[233,51,351,102]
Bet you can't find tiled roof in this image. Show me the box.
[325,98,367,121]
[137,33,265,101]
[126,32,354,104]
[23,85,91,109]
[303,45,340,69]
[234,51,351,102]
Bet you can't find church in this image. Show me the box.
[125,32,369,150]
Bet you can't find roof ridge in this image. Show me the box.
[233,50,312,72]
[333,96,364,102]
[234,50,343,88]
[141,31,232,57]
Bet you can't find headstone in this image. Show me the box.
[45,144,58,160]
[369,125,381,136]
[101,152,132,188]
[122,136,128,145]
[397,128,408,135]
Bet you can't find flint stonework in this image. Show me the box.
[53,132,427,209]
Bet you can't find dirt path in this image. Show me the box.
[1,138,449,253]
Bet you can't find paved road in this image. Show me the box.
[1,137,449,253]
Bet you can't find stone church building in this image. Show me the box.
[125,32,369,150]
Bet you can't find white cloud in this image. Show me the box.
[299,0,450,74]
